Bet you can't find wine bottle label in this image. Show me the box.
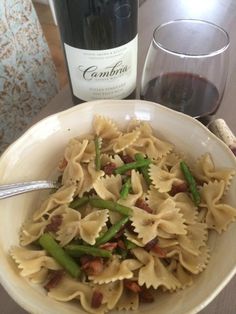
[64,35,138,101]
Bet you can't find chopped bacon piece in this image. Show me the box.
[144,237,159,251]
[151,244,166,258]
[139,287,154,303]
[117,239,126,250]
[99,242,118,251]
[91,290,103,308]
[58,157,68,172]
[82,257,104,276]
[135,198,153,213]
[80,255,93,266]
[44,270,64,291]
[170,181,188,196]
[45,215,63,232]
[121,155,134,164]
[124,280,141,293]
[103,162,116,175]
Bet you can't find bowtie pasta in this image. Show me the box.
[11,115,236,313]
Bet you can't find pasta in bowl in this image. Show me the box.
[0,99,235,314]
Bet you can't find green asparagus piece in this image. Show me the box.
[180,161,201,206]
[65,244,112,258]
[95,216,129,246]
[120,178,132,199]
[39,233,81,278]
[114,158,151,175]
[124,238,138,250]
[89,197,132,216]
[95,136,101,171]
[134,153,152,185]
[70,196,89,209]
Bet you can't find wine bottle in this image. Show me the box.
[53,0,138,104]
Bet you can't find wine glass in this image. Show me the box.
[141,19,230,123]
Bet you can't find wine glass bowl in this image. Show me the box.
[141,19,230,119]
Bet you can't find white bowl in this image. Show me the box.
[0,99,235,314]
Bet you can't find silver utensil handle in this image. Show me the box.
[0,181,58,199]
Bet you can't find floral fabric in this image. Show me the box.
[0,0,59,154]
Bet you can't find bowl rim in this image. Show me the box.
[1,99,235,163]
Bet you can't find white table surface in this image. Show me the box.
[1,0,236,313]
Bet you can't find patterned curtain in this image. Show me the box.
[0,0,59,154]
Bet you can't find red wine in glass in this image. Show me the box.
[141,72,220,118]
[141,19,229,124]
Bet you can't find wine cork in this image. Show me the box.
[208,119,236,156]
